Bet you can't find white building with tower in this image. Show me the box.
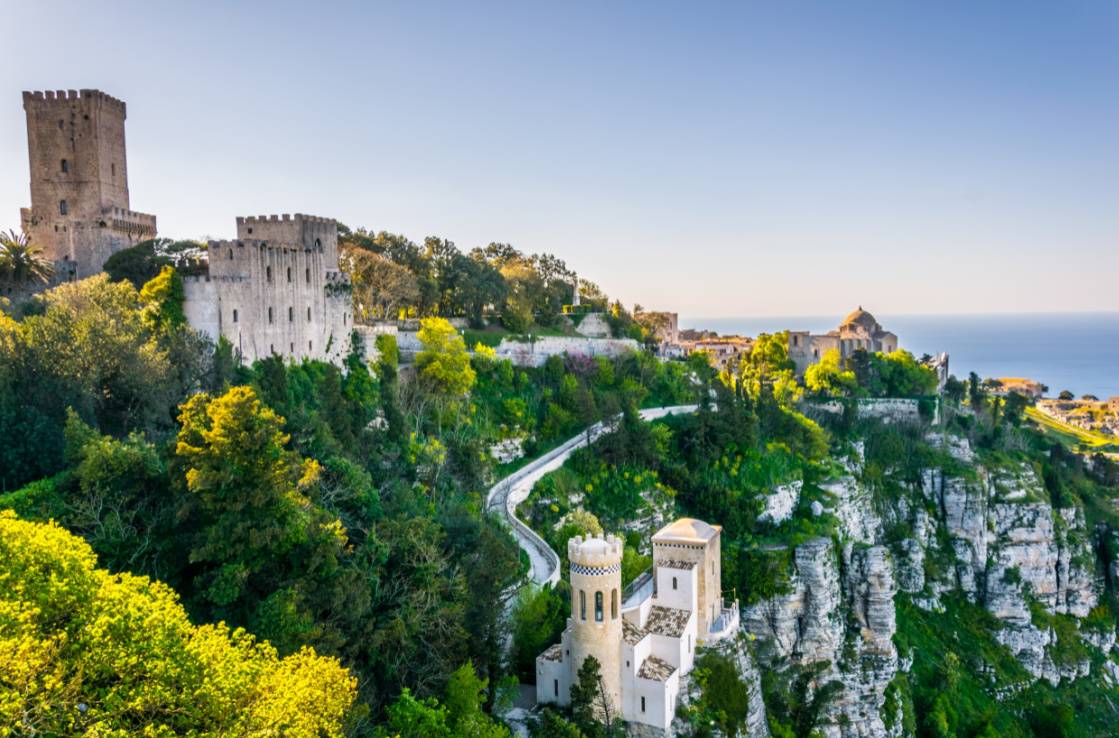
[536,518,740,732]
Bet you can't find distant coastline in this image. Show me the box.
[682,312,1119,400]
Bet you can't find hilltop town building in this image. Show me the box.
[536,519,739,731]
[787,307,898,375]
[181,214,352,365]
[19,90,156,281]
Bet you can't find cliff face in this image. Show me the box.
[741,434,1114,738]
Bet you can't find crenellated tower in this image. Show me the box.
[19,89,156,279]
[567,534,624,714]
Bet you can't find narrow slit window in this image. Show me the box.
[594,591,603,622]
[232,309,238,323]
[611,589,618,619]
[672,576,678,590]
[268,307,273,324]
[266,266,272,282]
[579,591,586,620]
[60,159,69,173]
[59,200,68,215]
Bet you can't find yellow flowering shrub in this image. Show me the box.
[0,510,356,737]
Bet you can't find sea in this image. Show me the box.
[681,313,1119,400]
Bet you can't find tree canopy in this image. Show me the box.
[0,510,357,737]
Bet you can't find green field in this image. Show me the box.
[1025,406,1119,455]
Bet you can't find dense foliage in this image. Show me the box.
[0,511,356,737]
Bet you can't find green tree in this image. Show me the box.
[416,317,476,399]
[0,510,356,737]
[804,348,857,397]
[173,386,350,651]
[511,584,569,679]
[444,663,509,738]
[139,265,186,336]
[569,655,616,738]
[0,229,53,284]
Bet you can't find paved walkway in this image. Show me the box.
[486,405,698,588]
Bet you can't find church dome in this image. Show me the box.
[840,306,880,332]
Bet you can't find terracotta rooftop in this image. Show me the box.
[637,655,676,681]
[653,518,720,545]
[645,605,691,638]
[623,619,648,645]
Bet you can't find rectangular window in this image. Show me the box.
[287,267,292,283]
[306,267,311,282]
[579,591,586,620]
[111,163,116,177]
[232,309,238,323]
[641,696,646,713]
[306,307,311,321]
[59,200,68,216]
[672,576,678,590]
[266,266,272,282]
[553,679,559,698]
[60,159,68,173]
[268,307,273,324]
[595,591,603,622]
[288,306,294,322]
[308,340,313,352]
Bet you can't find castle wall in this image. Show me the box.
[182,215,351,366]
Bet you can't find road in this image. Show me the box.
[486,404,698,588]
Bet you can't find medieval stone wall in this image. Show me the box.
[182,214,351,366]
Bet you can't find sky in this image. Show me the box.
[2,1,1117,318]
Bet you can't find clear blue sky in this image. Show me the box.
[3,1,1117,318]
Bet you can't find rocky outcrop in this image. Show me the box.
[743,539,900,738]
[743,433,1114,736]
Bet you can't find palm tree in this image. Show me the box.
[0,230,54,283]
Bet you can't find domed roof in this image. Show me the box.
[653,518,720,544]
[840,306,880,331]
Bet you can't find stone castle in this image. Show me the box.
[536,518,739,732]
[181,214,353,365]
[19,90,157,281]
[787,307,898,375]
[14,89,351,365]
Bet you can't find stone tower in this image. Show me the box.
[20,89,156,280]
[568,534,624,714]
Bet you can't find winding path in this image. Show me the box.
[486,405,698,588]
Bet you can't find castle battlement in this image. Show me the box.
[105,206,157,227]
[569,534,624,566]
[236,213,336,226]
[207,238,329,253]
[23,89,126,115]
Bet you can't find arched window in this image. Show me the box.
[579,591,586,621]
[594,591,603,622]
[59,200,68,216]
[672,576,678,590]
[611,589,618,619]
[60,159,68,173]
